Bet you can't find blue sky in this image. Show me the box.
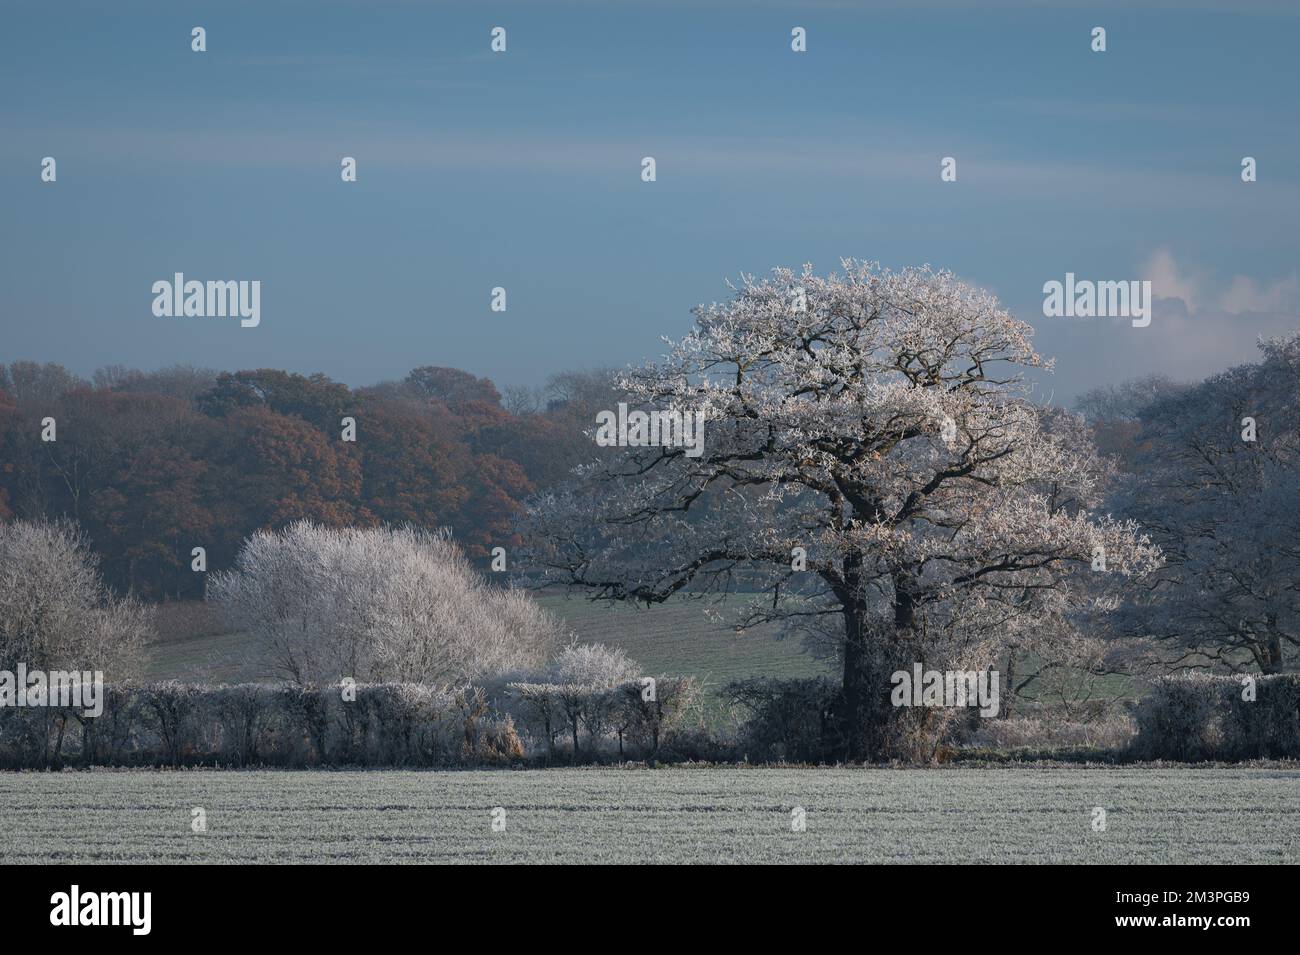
[3,0,1298,402]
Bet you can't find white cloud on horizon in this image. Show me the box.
[1141,248,1299,317]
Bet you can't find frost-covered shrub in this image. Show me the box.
[139,681,205,767]
[1132,674,1300,760]
[1221,675,1300,758]
[210,684,278,766]
[505,682,564,759]
[728,677,843,763]
[0,686,137,769]
[554,643,639,760]
[969,708,1137,752]
[340,683,457,765]
[463,708,525,766]
[611,676,701,762]
[551,642,639,687]
[210,522,560,685]
[271,684,333,765]
[0,705,57,768]
[73,683,140,766]
[655,724,733,763]
[1132,675,1223,760]
[507,642,641,762]
[727,673,972,764]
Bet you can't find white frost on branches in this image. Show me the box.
[523,261,1161,752]
[210,521,560,685]
[0,519,150,679]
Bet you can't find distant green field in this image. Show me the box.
[536,594,830,685]
[144,628,267,684]
[143,595,832,691]
[2,766,1295,864]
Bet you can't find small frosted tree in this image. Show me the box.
[210,521,560,684]
[0,518,149,677]
[510,642,639,761]
[523,261,1160,759]
[0,519,150,766]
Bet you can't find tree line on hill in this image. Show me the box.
[0,360,619,600]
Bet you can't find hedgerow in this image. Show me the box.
[1131,674,1300,760]
[0,675,702,769]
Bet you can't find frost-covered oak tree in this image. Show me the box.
[523,261,1160,759]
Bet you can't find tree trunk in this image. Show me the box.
[841,602,869,761]
[839,549,871,760]
[841,565,920,761]
[81,717,96,767]
[1263,631,1283,674]
[52,714,67,768]
[1003,653,1017,718]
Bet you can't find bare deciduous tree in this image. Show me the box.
[523,261,1160,759]
[0,518,149,677]
[0,518,151,767]
[209,521,561,685]
[1117,332,1300,674]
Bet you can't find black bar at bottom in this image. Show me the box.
[5,864,1279,940]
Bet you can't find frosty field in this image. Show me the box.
[1,766,1296,864]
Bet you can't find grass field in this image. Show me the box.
[2,766,1295,864]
